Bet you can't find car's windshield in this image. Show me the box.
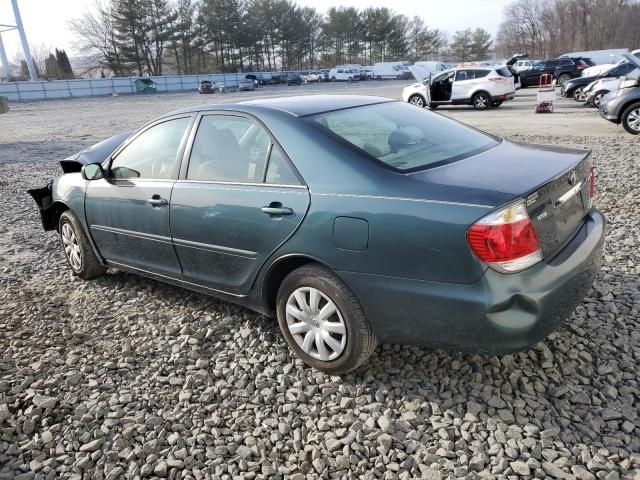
[309,102,499,172]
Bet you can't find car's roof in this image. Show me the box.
[165,95,394,118]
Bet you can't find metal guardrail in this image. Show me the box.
[0,72,275,101]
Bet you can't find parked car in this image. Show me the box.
[599,54,640,134]
[359,67,374,80]
[373,62,409,80]
[554,57,594,85]
[328,67,357,82]
[304,71,323,83]
[28,95,605,373]
[238,79,256,91]
[287,72,304,86]
[402,66,515,110]
[519,57,594,87]
[584,76,626,108]
[513,59,537,73]
[198,80,215,94]
[561,62,637,101]
[581,49,640,78]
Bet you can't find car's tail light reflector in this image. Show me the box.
[488,77,508,83]
[467,201,543,273]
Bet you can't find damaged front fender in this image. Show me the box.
[27,182,59,231]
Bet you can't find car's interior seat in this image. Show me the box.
[189,127,248,181]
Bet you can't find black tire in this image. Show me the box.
[428,104,439,110]
[331,76,336,82]
[276,264,377,374]
[58,211,106,280]
[472,92,491,110]
[621,102,640,135]
[408,94,425,107]
[491,100,503,107]
[572,87,585,101]
[557,73,571,85]
[592,90,608,108]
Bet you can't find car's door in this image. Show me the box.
[430,70,455,102]
[85,115,193,275]
[170,113,310,295]
[452,69,475,100]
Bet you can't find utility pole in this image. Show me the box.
[10,0,37,80]
[0,33,10,80]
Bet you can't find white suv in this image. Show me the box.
[402,67,516,110]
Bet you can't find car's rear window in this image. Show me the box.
[496,67,513,77]
[309,102,499,172]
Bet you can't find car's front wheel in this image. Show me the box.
[59,211,106,280]
[276,265,377,373]
[472,92,490,110]
[408,94,425,107]
[572,87,586,101]
[592,90,608,108]
[622,102,640,135]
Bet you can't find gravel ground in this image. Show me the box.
[0,84,639,479]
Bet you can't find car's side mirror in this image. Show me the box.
[81,163,105,181]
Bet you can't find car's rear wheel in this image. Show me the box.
[621,102,640,135]
[592,90,608,108]
[59,211,106,280]
[472,92,490,110]
[557,73,571,85]
[408,94,425,107]
[276,264,377,373]
[572,87,586,101]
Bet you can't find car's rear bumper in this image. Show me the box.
[492,91,516,102]
[340,208,606,355]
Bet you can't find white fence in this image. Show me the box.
[0,72,267,101]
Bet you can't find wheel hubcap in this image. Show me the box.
[594,94,603,107]
[285,287,347,361]
[62,223,82,271]
[410,96,424,107]
[475,96,488,108]
[628,109,640,132]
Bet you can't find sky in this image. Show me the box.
[0,0,510,62]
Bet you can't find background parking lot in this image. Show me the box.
[0,83,639,479]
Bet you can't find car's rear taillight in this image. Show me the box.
[467,201,543,273]
[588,166,596,199]
[488,77,508,83]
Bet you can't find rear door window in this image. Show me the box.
[474,70,490,78]
[310,101,498,172]
[455,70,475,81]
[495,67,512,77]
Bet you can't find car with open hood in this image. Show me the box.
[600,53,640,135]
[29,95,605,373]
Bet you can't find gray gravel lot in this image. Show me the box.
[0,81,639,479]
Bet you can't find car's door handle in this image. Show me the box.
[147,196,168,206]
[261,204,293,216]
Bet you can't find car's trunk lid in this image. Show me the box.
[409,140,592,259]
